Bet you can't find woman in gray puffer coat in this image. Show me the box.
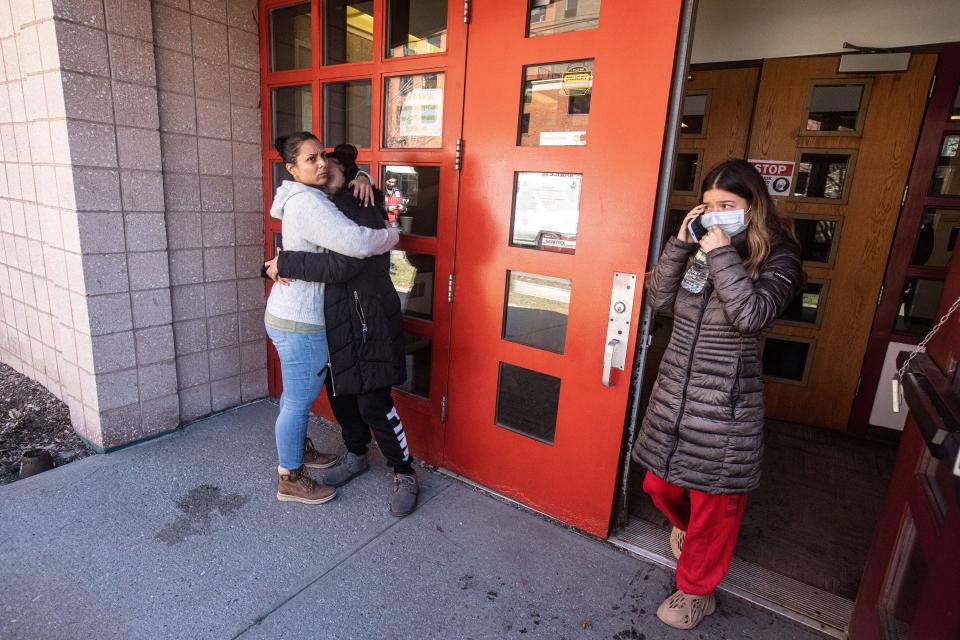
[631,159,802,631]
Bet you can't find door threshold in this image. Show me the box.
[611,518,851,639]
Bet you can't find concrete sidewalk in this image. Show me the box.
[0,401,825,640]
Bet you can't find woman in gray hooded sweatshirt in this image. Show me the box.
[265,131,398,506]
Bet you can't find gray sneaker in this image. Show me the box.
[316,452,370,487]
[390,473,419,517]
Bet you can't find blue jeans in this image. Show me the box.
[266,326,329,470]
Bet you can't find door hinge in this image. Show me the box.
[455,138,463,171]
[855,376,862,397]
[900,184,909,208]
[928,74,937,99]
[441,395,448,422]
[877,285,884,306]
[447,273,455,303]
[463,0,471,23]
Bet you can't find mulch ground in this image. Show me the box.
[0,362,91,485]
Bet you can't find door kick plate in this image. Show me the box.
[605,272,637,371]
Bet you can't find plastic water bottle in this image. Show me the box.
[680,249,709,293]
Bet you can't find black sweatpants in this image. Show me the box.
[325,384,414,475]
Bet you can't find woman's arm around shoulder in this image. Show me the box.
[287,191,399,258]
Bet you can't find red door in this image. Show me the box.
[260,0,468,462]
[442,2,682,536]
[849,45,960,640]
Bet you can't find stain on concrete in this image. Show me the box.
[155,484,249,545]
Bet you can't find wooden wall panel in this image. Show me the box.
[750,55,937,430]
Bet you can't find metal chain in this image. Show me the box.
[897,294,960,381]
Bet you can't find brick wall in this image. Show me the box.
[152,0,266,422]
[0,0,266,450]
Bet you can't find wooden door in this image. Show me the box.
[669,66,760,216]
[643,67,759,397]
[260,0,468,462]
[748,55,937,431]
[442,1,681,536]
[848,244,960,639]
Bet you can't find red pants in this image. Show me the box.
[643,472,747,595]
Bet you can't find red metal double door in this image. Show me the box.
[261,1,681,536]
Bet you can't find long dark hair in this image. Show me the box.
[701,159,799,279]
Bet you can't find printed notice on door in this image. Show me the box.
[511,172,581,253]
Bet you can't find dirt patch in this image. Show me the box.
[0,362,92,485]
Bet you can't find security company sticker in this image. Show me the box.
[749,159,795,196]
[561,66,592,96]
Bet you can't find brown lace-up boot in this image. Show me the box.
[302,437,339,469]
[277,467,337,504]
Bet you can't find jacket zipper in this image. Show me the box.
[326,360,338,397]
[353,291,368,343]
[664,286,712,477]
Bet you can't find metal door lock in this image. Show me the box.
[602,273,637,387]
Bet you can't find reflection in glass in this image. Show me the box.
[496,362,561,444]
[526,0,601,37]
[271,85,312,141]
[896,278,945,338]
[272,162,293,197]
[511,172,580,253]
[794,218,838,264]
[503,271,571,354]
[270,3,311,71]
[806,84,864,132]
[781,281,825,325]
[672,152,700,192]
[911,208,960,268]
[384,74,444,148]
[761,337,811,382]
[793,152,850,199]
[381,165,441,236]
[931,134,960,196]
[386,0,447,58]
[519,60,593,147]
[272,231,282,257]
[324,80,372,148]
[396,333,431,397]
[681,93,708,135]
[390,251,435,320]
[324,0,374,65]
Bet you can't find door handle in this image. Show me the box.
[602,272,637,387]
[603,339,620,387]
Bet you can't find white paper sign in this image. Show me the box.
[749,159,795,196]
[512,172,581,248]
[398,88,443,138]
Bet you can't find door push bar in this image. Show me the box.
[602,272,638,387]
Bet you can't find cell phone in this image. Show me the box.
[687,214,708,242]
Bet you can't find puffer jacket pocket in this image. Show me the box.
[730,355,742,421]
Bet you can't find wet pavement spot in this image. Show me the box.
[155,484,249,545]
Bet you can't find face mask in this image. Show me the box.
[700,209,748,237]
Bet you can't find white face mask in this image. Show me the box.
[701,209,748,237]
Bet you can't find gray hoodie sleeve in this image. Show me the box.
[287,191,399,258]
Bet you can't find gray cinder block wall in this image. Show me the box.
[0,0,266,450]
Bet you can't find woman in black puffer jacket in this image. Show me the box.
[631,159,802,630]
[265,152,419,518]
